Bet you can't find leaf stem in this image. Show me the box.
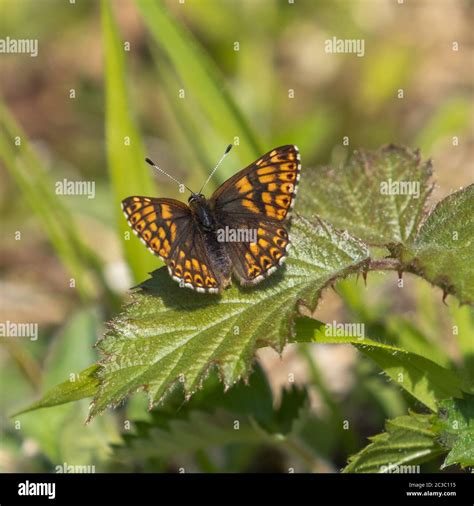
[367,258,404,272]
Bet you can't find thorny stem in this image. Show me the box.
[367,257,405,272]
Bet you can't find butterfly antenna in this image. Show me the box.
[145,157,194,194]
[198,144,233,194]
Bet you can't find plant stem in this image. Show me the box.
[283,435,335,472]
[367,258,404,272]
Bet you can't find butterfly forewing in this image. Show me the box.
[121,196,224,293]
[211,145,300,223]
[121,196,190,260]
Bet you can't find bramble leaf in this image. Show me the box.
[13,365,100,417]
[298,145,433,245]
[87,216,369,420]
[343,412,445,473]
[394,184,474,305]
[112,365,310,464]
[436,394,474,469]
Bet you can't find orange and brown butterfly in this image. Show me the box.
[122,145,301,293]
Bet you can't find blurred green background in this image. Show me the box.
[0,0,473,473]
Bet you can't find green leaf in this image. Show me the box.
[436,394,474,469]
[343,412,445,473]
[395,184,474,306]
[298,145,433,245]
[135,0,262,173]
[112,364,310,466]
[13,365,99,417]
[101,0,157,282]
[293,317,463,412]
[87,216,369,420]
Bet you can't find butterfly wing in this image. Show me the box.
[122,196,225,293]
[210,145,300,285]
[224,216,291,285]
[122,196,190,260]
[211,145,300,223]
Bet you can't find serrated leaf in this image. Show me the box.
[436,394,474,469]
[343,412,445,473]
[298,145,433,245]
[13,365,99,417]
[112,365,309,464]
[87,216,369,420]
[293,317,463,411]
[396,184,474,306]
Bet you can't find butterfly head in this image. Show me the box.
[188,193,206,206]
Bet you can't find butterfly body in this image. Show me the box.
[122,145,301,294]
[188,193,217,232]
[188,193,233,290]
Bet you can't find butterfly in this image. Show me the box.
[122,145,301,293]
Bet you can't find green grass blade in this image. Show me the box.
[0,103,101,302]
[294,317,463,412]
[135,0,263,174]
[151,51,215,187]
[101,0,158,282]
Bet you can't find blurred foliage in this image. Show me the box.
[1,0,473,474]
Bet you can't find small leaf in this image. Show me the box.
[13,365,99,417]
[112,365,309,463]
[87,216,369,420]
[395,184,474,306]
[299,145,433,245]
[343,412,445,473]
[293,317,463,411]
[436,394,474,469]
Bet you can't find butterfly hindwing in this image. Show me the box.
[211,145,300,223]
[225,218,291,285]
[167,225,229,293]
